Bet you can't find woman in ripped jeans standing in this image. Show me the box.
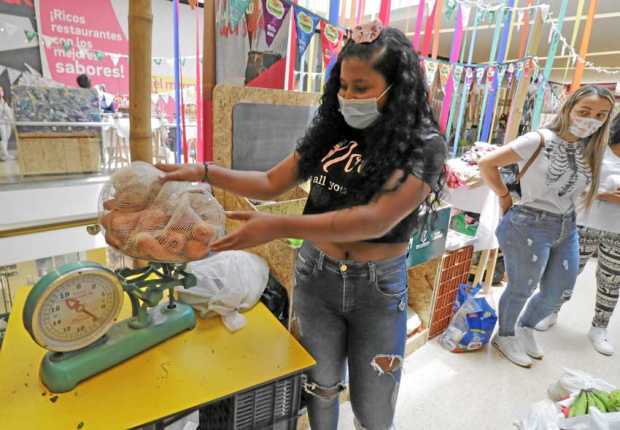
[479,85,614,368]
[159,22,446,429]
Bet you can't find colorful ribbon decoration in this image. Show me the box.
[379,0,392,25]
[195,8,203,163]
[531,0,569,129]
[476,7,505,141]
[421,0,437,58]
[412,0,426,51]
[452,8,482,155]
[563,0,585,81]
[571,0,597,92]
[173,0,182,163]
[431,0,444,59]
[439,5,465,134]
[480,0,514,143]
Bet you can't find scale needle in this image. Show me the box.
[65,298,98,321]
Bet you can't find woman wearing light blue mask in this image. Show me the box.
[157,21,447,429]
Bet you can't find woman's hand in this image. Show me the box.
[156,163,205,183]
[211,212,284,252]
[500,193,513,215]
[597,189,620,205]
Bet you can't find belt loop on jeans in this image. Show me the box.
[368,262,377,283]
[317,251,325,271]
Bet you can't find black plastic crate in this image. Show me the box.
[198,373,303,430]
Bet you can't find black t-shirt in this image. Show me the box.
[302,132,446,243]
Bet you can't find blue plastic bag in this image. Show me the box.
[440,283,498,353]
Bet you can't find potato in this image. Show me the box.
[138,208,170,232]
[184,240,209,260]
[105,231,122,249]
[156,231,187,255]
[134,232,178,262]
[191,222,216,244]
[115,186,151,212]
[103,199,118,211]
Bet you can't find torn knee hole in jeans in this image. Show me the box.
[303,378,346,400]
[371,355,403,375]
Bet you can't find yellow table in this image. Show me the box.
[0,288,315,429]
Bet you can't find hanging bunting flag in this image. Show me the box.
[475,67,486,86]
[62,40,72,53]
[154,58,163,66]
[230,0,252,28]
[424,61,438,89]
[42,35,57,47]
[8,68,21,84]
[261,0,292,47]
[486,65,497,92]
[506,63,515,85]
[454,65,464,84]
[110,53,122,66]
[444,62,465,139]
[497,65,507,85]
[95,51,105,61]
[444,0,457,20]
[321,21,344,69]
[24,30,37,43]
[293,5,321,61]
[246,0,262,48]
[439,64,450,89]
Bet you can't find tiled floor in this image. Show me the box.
[338,260,620,429]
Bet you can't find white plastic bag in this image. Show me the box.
[548,369,617,401]
[474,189,500,252]
[558,407,620,430]
[177,251,270,332]
[514,400,561,430]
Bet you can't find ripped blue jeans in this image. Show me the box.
[496,205,579,336]
[293,242,408,430]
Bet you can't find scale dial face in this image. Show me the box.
[25,264,124,352]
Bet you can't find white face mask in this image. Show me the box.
[338,86,391,129]
[569,116,604,139]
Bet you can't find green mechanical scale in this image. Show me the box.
[23,261,197,393]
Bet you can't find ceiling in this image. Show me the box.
[387,0,620,83]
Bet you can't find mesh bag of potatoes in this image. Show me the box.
[98,162,225,263]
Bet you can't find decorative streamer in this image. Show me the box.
[452,8,482,155]
[349,0,358,28]
[195,8,204,163]
[445,64,465,140]
[480,0,514,143]
[379,0,392,25]
[531,0,569,129]
[173,0,182,163]
[570,0,597,92]
[421,0,437,57]
[356,0,366,24]
[180,75,188,163]
[504,0,519,58]
[517,0,532,59]
[476,6,506,141]
[439,5,464,133]
[431,0,444,59]
[329,0,340,24]
[412,0,426,51]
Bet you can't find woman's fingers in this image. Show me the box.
[154,163,179,172]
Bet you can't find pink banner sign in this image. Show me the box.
[37,0,129,95]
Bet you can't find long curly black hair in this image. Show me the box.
[297,26,446,226]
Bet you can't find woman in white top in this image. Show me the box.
[478,86,615,368]
[536,114,620,356]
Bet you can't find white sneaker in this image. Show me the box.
[535,313,558,331]
[492,334,533,368]
[517,326,544,359]
[588,326,615,356]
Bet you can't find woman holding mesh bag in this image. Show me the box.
[157,22,446,430]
